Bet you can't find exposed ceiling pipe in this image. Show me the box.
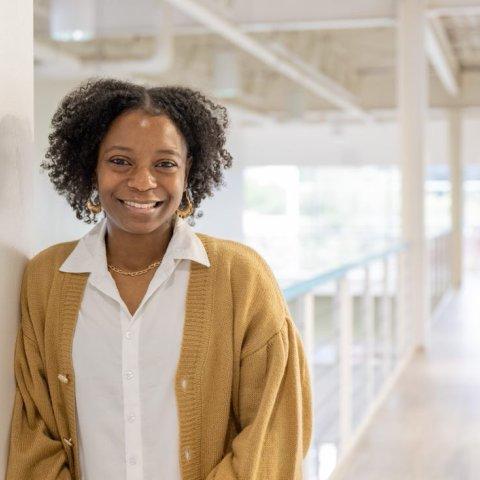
[36,41,173,79]
[34,41,83,70]
[163,0,373,122]
[35,35,172,78]
[35,1,173,77]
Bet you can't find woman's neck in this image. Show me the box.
[104,217,174,271]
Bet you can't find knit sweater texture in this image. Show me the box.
[5,232,313,480]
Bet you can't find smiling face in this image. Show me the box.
[95,108,191,234]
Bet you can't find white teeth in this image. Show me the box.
[123,200,157,209]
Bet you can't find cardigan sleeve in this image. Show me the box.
[205,315,313,480]
[5,264,72,480]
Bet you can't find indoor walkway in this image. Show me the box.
[336,272,480,480]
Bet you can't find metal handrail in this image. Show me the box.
[282,242,408,301]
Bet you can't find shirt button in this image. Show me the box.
[125,331,133,339]
[128,456,137,466]
[125,370,134,380]
[127,413,136,422]
[181,377,188,390]
[184,447,191,462]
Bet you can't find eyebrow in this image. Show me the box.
[104,145,182,157]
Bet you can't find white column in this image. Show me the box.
[0,0,34,475]
[449,109,463,288]
[397,0,429,350]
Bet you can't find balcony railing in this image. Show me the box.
[283,243,417,479]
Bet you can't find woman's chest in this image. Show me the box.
[111,271,155,316]
[72,278,190,382]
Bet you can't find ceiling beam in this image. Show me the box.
[163,0,372,122]
[427,0,480,17]
[425,17,460,96]
[174,17,396,35]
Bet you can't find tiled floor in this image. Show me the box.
[336,273,480,480]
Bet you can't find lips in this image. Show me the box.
[118,198,163,213]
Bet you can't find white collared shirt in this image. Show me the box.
[59,215,210,480]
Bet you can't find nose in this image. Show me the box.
[127,166,157,191]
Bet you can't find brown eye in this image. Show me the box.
[157,161,177,168]
[109,158,128,166]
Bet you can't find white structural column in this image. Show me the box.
[0,0,34,476]
[397,0,429,350]
[449,109,463,288]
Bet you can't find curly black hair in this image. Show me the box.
[40,77,233,224]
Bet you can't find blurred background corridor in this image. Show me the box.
[2,0,480,478]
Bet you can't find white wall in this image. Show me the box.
[240,114,480,167]
[34,78,96,254]
[464,116,480,167]
[192,121,246,241]
[0,0,34,474]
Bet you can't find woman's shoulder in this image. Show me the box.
[195,232,271,272]
[195,233,289,351]
[194,232,283,297]
[26,239,80,276]
[19,241,81,313]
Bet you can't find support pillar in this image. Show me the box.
[397,0,429,350]
[449,109,463,288]
[0,0,34,475]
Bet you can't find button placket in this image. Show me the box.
[62,435,75,475]
[63,437,73,447]
[121,309,143,477]
[57,374,75,472]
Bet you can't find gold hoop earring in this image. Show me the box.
[86,198,102,214]
[176,189,194,218]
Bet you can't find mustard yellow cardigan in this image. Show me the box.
[6,232,312,480]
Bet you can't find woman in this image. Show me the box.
[6,78,312,480]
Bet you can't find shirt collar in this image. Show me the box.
[59,215,210,274]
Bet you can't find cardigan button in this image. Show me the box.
[181,377,188,390]
[57,374,69,384]
[184,447,191,462]
[63,437,73,447]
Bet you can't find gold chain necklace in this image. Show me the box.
[105,222,171,276]
[107,259,162,276]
